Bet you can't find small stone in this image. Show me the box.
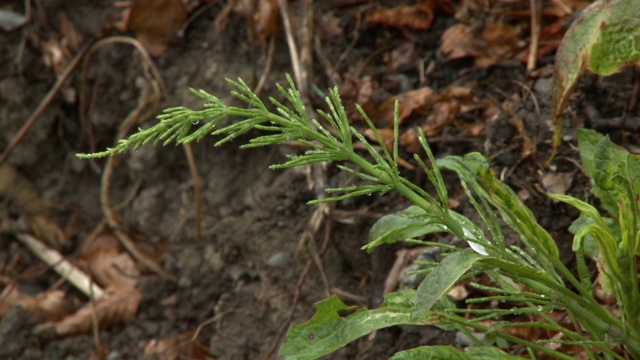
[266,252,290,268]
[533,77,552,95]
[455,331,485,347]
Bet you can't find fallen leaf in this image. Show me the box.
[44,286,142,337]
[339,76,376,124]
[422,101,458,137]
[389,42,416,71]
[366,1,435,30]
[0,285,71,322]
[541,172,574,195]
[127,0,187,56]
[483,22,520,59]
[59,13,84,53]
[254,0,278,37]
[440,24,483,60]
[0,164,50,215]
[377,87,433,127]
[364,128,395,151]
[143,331,213,360]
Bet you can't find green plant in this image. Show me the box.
[550,0,640,157]
[79,74,640,359]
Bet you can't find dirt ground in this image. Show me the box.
[1,1,639,359]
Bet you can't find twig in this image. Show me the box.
[277,0,301,88]
[183,144,201,241]
[80,36,168,157]
[0,38,96,167]
[17,233,106,300]
[527,0,541,72]
[88,38,175,282]
[254,35,276,96]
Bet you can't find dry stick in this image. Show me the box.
[0,38,96,167]
[527,0,541,72]
[277,0,302,89]
[100,98,177,282]
[80,37,168,155]
[16,233,106,299]
[84,40,175,282]
[183,144,201,242]
[254,36,276,96]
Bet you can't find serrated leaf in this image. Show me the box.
[551,0,640,153]
[412,250,482,319]
[278,290,442,360]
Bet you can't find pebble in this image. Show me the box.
[533,77,552,95]
[266,252,290,268]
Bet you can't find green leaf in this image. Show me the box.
[390,345,523,360]
[593,135,615,190]
[551,0,640,154]
[278,290,443,360]
[364,205,445,251]
[577,128,640,215]
[439,153,560,262]
[412,250,483,319]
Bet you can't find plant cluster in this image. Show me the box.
[79,0,640,358]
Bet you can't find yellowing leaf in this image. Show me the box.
[551,0,640,156]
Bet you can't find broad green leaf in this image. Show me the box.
[593,135,615,190]
[390,345,523,360]
[441,153,560,261]
[279,290,443,360]
[551,0,640,154]
[364,206,445,251]
[390,346,524,360]
[364,205,489,255]
[390,346,473,360]
[577,128,640,215]
[412,250,482,319]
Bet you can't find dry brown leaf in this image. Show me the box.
[483,22,520,58]
[49,287,142,337]
[363,128,394,152]
[339,76,376,124]
[422,101,458,137]
[389,42,416,71]
[26,215,69,250]
[441,22,524,68]
[0,163,50,215]
[127,0,187,56]
[80,227,141,289]
[59,13,84,53]
[366,1,435,30]
[254,0,278,37]
[377,87,433,127]
[541,172,574,195]
[0,285,71,322]
[316,12,342,40]
[440,24,483,60]
[399,127,421,153]
[143,331,213,360]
